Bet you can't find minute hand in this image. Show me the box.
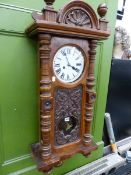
[64,54,71,66]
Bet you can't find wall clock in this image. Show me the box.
[26,0,110,173]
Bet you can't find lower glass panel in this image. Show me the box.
[54,86,83,146]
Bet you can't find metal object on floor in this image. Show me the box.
[65,153,125,175]
[105,113,118,153]
[104,137,131,156]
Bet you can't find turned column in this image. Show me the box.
[38,34,52,160]
[83,40,97,145]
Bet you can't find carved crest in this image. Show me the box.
[64,9,91,27]
[58,0,98,29]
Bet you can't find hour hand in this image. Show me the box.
[71,66,80,73]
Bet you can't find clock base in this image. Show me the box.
[31,141,97,173]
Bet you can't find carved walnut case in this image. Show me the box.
[26,0,110,173]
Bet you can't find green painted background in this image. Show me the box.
[0,0,118,174]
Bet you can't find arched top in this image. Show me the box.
[27,1,110,40]
[57,0,99,29]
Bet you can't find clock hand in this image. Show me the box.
[71,66,76,70]
[70,65,80,73]
[66,63,79,72]
[64,53,79,72]
[64,53,71,66]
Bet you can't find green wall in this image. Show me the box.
[0,0,118,174]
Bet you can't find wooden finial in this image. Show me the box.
[97,3,108,18]
[44,0,55,9]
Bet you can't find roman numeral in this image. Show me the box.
[56,68,61,74]
[75,68,80,73]
[75,56,80,60]
[61,73,65,79]
[55,63,60,67]
[75,53,82,60]
[73,50,78,56]
[76,63,81,66]
[56,57,61,60]
[66,48,71,54]
[67,74,70,80]
[61,49,66,56]
[72,73,75,77]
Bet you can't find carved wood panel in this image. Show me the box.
[54,86,83,145]
[62,8,92,27]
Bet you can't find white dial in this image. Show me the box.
[53,46,84,83]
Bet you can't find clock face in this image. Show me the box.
[53,46,84,83]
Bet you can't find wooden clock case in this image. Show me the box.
[26,0,110,173]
